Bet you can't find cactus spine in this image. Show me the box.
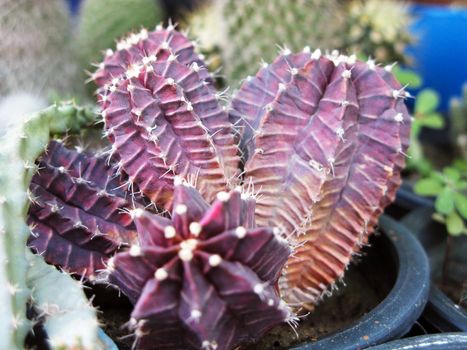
[0,0,78,97]
[0,102,99,349]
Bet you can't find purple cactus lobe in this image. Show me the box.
[27,141,140,277]
[107,180,291,350]
[97,27,240,209]
[231,52,411,308]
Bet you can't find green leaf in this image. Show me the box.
[454,192,467,219]
[393,67,422,88]
[414,178,444,196]
[411,120,422,137]
[446,211,464,236]
[443,167,461,182]
[415,89,440,115]
[453,159,467,173]
[435,188,455,214]
[419,113,445,129]
[457,181,467,191]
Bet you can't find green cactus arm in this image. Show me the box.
[26,251,105,350]
[0,102,97,349]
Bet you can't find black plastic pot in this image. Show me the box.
[367,332,467,350]
[395,182,434,212]
[290,215,430,350]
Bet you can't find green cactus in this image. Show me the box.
[343,0,413,64]
[0,102,100,349]
[190,0,413,88]
[450,83,467,160]
[218,0,344,86]
[26,251,103,349]
[78,0,164,71]
[0,0,79,97]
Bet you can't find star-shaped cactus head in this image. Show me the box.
[107,178,292,350]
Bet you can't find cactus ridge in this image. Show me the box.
[93,26,213,90]
[107,180,291,350]
[231,51,410,307]
[97,27,240,207]
[28,140,140,277]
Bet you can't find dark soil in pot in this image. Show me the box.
[89,231,396,350]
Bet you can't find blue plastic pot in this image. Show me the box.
[367,332,467,350]
[66,0,82,15]
[407,4,467,111]
[290,215,430,350]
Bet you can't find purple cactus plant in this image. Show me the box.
[27,140,140,277]
[230,50,410,308]
[107,178,291,350]
[26,25,411,350]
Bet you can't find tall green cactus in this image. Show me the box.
[0,102,102,349]
[26,252,102,349]
[0,0,78,97]
[219,0,344,86]
[185,0,413,88]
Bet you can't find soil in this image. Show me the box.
[93,233,395,350]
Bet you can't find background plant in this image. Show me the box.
[342,0,413,64]
[0,0,79,98]
[415,162,467,236]
[450,83,467,159]
[407,88,445,176]
[183,0,414,87]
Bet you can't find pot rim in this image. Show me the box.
[366,332,467,350]
[290,215,430,350]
